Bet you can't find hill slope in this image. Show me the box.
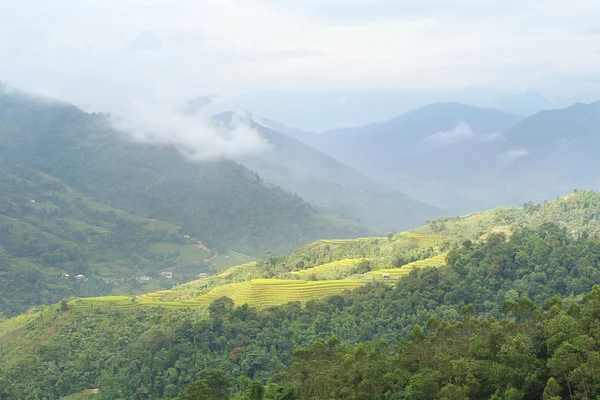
[284,100,600,215]
[299,102,520,174]
[3,191,600,399]
[232,115,441,230]
[267,103,520,210]
[60,189,600,311]
[412,101,600,211]
[0,88,374,256]
[0,158,254,316]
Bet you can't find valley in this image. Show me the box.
[3,2,600,398]
[3,191,600,399]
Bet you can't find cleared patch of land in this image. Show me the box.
[68,278,367,309]
[149,243,210,261]
[367,254,447,278]
[192,279,367,307]
[292,258,369,277]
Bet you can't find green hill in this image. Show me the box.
[0,88,375,259]
[0,159,258,316]
[56,189,600,311]
[3,191,600,398]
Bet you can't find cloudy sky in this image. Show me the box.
[1,0,600,130]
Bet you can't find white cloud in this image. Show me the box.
[480,131,504,142]
[424,122,505,146]
[423,122,475,145]
[111,99,271,161]
[505,148,531,159]
[0,0,600,122]
[129,30,162,52]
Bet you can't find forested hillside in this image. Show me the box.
[233,115,440,231]
[0,158,233,316]
[0,89,374,257]
[2,192,600,398]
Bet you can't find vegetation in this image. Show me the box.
[366,253,447,278]
[0,160,210,316]
[0,89,379,316]
[2,213,600,398]
[0,90,375,258]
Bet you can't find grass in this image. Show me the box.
[63,251,446,311]
[395,232,446,248]
[292,258,369,277]
[149,243,210,260]
[67,276,367,310]
[210,251,256,270]
[366,253,447,279]
[214,261,257,278]
[192,279,367,307]
[317,237,386,244]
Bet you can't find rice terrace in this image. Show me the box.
[66,229,453,310]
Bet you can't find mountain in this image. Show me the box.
[0,158,198,316]
[273,103,518,210]
[0,89,375,255]
[254,116,316,143]
[2,190,600,398]
[274,100,600,215]
[214,112,441,231]
[492,90,555,117]
[304,102,520,174]
[495,101,600,204]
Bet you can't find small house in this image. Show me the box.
[381,273,390,279]
[137,276,152,282]
[75,274,86,280]
[198,273,209,278]
[160,271,173,278]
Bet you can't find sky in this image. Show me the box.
[1,0,600,130]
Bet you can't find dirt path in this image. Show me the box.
[195,240,211,252]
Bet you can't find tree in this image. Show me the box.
[178,371,231,400]
[542,378,562,400]
[247,381,265,400]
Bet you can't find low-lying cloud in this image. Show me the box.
[109,98,271,161]
[505,148,530,159]
[423,121,504,146]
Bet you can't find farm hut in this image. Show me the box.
[381,273,390,279]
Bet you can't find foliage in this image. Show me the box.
[2,224,600,398]
[0,91,374,258]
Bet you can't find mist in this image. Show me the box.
[108,97,271,161]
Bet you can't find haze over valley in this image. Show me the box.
[2,1,600,399]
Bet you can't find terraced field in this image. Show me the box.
[396,232,446,248]
[366,253,447,279]
[291,258,369,277]
[192,279,367,307]
[215,261,257,278]
[210,251,256,270]
[68,278,367,310]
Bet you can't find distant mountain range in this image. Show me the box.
[261,100,600,214]
[210,111,441,231]
[0,88,377,259]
